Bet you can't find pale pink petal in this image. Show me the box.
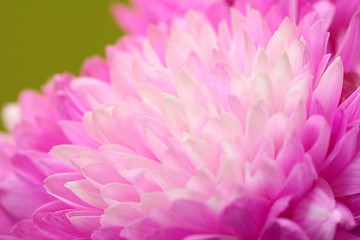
[312,57,344,119]
[44,173,90,208]
[65,179,107,209]
[103,202,143,226]
[293,180,355,240]
[120,217,160,240]
[151,200,217,231]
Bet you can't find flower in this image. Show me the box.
[2,3,360,240]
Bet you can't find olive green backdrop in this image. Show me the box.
[0,0,125,116]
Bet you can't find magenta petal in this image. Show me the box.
[331,157,360,197]
[334,232,360,240]
[0,208,13,235]
[183,234,237,240]
[12,219,52,240]
[32,201,86,239]
[0,235,18,240]
[328,110,346,153]
[218,196,271,239]
[320,127,358,182]
[337,7,360,72]
[340,87,360,124]
[260,218,309,240]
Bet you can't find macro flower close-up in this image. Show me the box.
[1,0,360,239]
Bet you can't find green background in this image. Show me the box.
[0,0,125,119]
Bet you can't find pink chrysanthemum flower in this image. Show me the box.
[1,4,360,240]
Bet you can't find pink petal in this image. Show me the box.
[12,220,52,240]
[301,115,330,169]
[32,201,86,239]
[218,196,271,239]
[337,7,360,72]
[260,218,309,240]
[331,156,360,197]
[81,56,110,83]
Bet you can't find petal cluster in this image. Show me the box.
[113,0,360,99]
[1,2,360,240]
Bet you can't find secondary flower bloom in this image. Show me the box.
[0,67,110,235]
[2,4,360,240]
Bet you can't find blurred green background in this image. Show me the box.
[0,0,125,112]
